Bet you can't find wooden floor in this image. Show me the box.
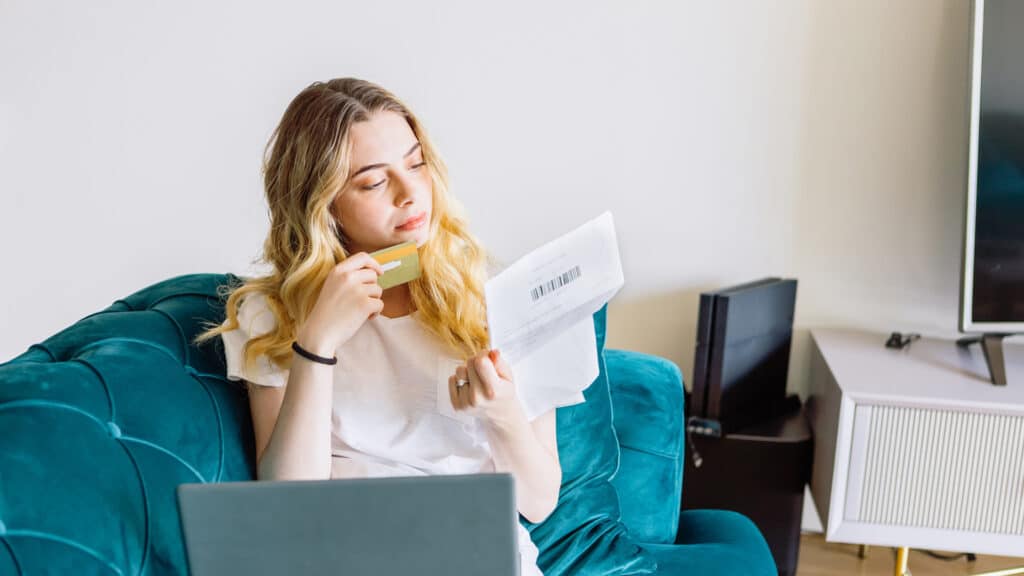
[796,533,1024,575]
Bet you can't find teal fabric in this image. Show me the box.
[0,272,776,575]
[520,306,659,575]
[0,274,255,575]
[606,349,685,545]
[645,510,776,575]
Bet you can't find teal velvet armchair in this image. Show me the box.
[0,273,775,575]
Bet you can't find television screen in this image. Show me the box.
[961,0,1024,332]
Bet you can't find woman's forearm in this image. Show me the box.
[256,349,334,481]
[483,410,561,524]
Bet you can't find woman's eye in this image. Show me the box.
[360,162,425,190]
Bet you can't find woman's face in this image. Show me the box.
[332,110,433,255]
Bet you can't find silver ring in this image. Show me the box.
[455,378,469,389]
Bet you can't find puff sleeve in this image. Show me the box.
[220,292,290,388]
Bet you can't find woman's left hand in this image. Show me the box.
[449,349,523,425]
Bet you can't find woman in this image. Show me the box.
[194,77,587,575]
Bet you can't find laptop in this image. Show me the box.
[176,473,520,576]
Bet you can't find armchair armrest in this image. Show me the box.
[605,348,685,545]
[638,510,777,575]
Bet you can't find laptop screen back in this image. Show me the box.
[176,473,519,576]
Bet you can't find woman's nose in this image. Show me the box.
[392,172,421,206]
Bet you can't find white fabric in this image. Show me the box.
[221,292,590,576]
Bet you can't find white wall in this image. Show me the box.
[3,0,1015,532]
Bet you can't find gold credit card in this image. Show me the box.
[369,241,421,289]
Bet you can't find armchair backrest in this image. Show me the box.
[0,274,253,575]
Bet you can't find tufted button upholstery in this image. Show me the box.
[0,272,777,576]
[0,273,254,575]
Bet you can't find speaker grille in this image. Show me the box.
[856,405,1024,535]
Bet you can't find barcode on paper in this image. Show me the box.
[530,265,582,302]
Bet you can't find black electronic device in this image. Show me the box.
[690,277,798,436]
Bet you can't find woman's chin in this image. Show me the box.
[400,229,429,248]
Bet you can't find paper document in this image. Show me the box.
[485,211,625,419]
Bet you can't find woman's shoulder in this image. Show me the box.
[227,290,278,338]
[221,289,290,388]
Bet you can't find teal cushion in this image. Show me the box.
[0,273,254,575]
[520,305,659,575]
[643,510,776,576]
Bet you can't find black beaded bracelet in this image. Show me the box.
[291,341,337,365]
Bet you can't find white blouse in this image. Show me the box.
[220,291,587,576]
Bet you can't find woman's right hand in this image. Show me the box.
[295,252,384,357]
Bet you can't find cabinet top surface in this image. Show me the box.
[810,328,1024,412]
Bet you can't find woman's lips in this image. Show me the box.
[396,212,427,231]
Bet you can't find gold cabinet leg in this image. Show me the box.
[895,547,910,576]
[858,544,868,559]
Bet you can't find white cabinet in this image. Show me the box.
[807,328,1024,556]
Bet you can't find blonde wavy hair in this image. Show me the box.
[194,77,494,378]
